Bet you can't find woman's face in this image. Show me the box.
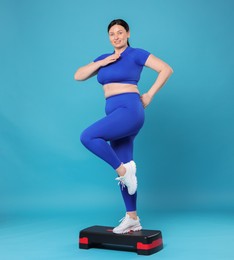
[108,25,130,49]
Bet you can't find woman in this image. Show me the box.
[74,19,173,234]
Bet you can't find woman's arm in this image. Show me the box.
[74,61,101,81]
[74,53,120,81]
[141,54,173,108]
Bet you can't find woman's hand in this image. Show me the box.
[141,93,153,108]
[101,53,120,66]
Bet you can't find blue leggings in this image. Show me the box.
[80,93,145,211]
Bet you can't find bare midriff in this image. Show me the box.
[103,83,140,98]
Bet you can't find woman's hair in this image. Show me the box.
[107,19,130,46]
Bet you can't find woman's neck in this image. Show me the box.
[114,45,128,55]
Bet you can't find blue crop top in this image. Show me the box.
[93,47,150,85]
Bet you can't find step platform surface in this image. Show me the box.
[79,225,163,255]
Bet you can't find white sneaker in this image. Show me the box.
[113,213,142,234]
[115,161,137,195]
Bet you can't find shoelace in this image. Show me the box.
[115,176,126,190]
[117,215,138,229]
[118,215,128,226]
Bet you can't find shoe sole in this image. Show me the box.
[128,162,137,195]
[130,161,137,174]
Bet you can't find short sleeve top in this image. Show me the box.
[93,47,150,85]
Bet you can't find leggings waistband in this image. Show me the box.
[105,92,140,100]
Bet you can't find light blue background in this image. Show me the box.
[0,0,234,259]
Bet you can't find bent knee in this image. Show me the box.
[80,130,90,146]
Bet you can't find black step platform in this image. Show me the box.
[79,225,163,255]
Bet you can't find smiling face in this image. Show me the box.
[108,24,130,50]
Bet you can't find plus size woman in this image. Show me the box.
[74,19,173,234]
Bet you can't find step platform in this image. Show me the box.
[79,225,163,255]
